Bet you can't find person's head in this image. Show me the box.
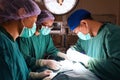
[67,9,93,40]
[0,0,41,38]
[36,10,55,35]
[36,10,55,28]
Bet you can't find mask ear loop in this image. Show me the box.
[86,23,89,33]
[19,27,25,37]
[86,22,93,36]
[19,20,26,37]
[76,21,83,34]
[84,22,90,35]
[21,20,25,27]
[18,19,25,36]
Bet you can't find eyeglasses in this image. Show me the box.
[42,25,54,30]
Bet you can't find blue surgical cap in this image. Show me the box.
[0,0,41,23]
[36,10,55,26]
[67,9,91,30]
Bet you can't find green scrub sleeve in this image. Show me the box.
[46,35,59,57]
[17,37,37,71]
[87,30,120,80]
[73,39,86,53]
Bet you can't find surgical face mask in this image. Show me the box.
[20,23,36,38]
[77,32,91,40]
[40,26,51,35]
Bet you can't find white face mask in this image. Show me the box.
[77,32,91,40]
[40,26,51,35]
[20,23,36,38]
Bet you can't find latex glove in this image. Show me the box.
[43,71,58,80]
[36,59,60,70]
[66,48,91,67]
[57,52,68,60]
[29,70,52,79]
[42,59,61,70]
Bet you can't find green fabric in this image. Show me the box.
[17,31,59,71]
[0,26,29,80]
[74,23,120,80]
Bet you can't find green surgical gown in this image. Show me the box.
[73,23,120,80]
[0,26,29,80]
[17,31,59,71]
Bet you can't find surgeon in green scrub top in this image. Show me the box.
[0,0,43,80]
[17,10,67,72]
[54,9,120,80]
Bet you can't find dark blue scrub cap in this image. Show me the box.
[67,9,91,30]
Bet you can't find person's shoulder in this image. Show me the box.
[0,31,9,41]
[0,31,4,37]
[0,31,12,48]
[103,23,120,37]
[103,23,120,32]
[105,23,120,28]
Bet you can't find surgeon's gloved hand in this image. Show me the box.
[66,48,91,67]
[29,70,52,79]
[43,71,58,80]
[36,59,60,70]
[57,52,68,60]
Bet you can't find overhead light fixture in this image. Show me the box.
[43,0,78,15]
